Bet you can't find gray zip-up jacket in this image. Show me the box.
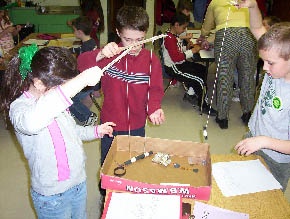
[9,86,99,196]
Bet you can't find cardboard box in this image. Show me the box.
[100,135,212,201]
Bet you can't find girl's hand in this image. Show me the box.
[97,122,116,137]
[149,109,165,125]
[81,66,103,86]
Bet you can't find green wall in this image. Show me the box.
[9,7,79,33]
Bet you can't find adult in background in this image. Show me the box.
[197,0,258,129]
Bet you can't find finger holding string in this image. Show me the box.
[100,34,168,74]
[119,34,168,51]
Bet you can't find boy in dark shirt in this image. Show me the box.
[69,16,99,126]
[70,16,97,56]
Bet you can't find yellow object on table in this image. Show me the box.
[60,33,75,38]
[47,39,72,48]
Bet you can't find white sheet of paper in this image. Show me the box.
[103,193,181,219]
[187,29,201,39]
[212,159,282,197]
[199,49,214,59]
[193,201,249,219]
[23,39,48,46]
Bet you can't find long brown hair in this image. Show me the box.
[0,46,79,125]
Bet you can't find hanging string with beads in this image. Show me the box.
[202,4,233,140]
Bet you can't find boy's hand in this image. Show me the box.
[97,122,116,137]
[191,44,201,54]
[234,136,268,156]
[149,109,165,125]
[185,33,193,39]
[100,42,122,58]
[186,40,195,49]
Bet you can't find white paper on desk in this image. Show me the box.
[199,49,214,59]
[23,39,48,46]
[212,159,282,197]
[103,192,181,219]
[193,201,249,219]
[187,29,201,39]
[57,37,80,42]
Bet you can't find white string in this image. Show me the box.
[121,34,167,50]
[125,57,132,158]
[144,45,153,152]
[101,48,132,73]
[203,6,232,140]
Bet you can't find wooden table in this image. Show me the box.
[104,154,290,219]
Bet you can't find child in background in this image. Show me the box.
[162,13,216,115]
[0,0,21,53]
[70,16,96,56]
[176,0,195,48]
[255,15,281,89]
[235,0,290,191]
[177,0,194,30]
[78,6,165,166]
[69,16,99,126]
[262,15,281,31]
[0,45,115,218]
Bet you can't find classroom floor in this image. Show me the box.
[0,63,289,219]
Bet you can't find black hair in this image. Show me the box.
[115,6,149,32]
[0,46,79,123]
[170,12,190,26]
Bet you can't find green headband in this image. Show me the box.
[18,44,38,80]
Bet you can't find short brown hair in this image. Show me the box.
[72,16,93,35]
[115,6,149,32]
[258,22,290,61]
[177,0,193,13]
